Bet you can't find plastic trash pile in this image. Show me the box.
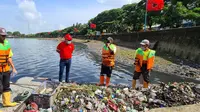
[23,102,53,112]
[22,81,59,112]
[34,80,59,94]
[53,82,200,112]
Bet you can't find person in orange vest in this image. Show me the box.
[98,37,117,87]
[0,27,18,109]
[132,39,156,88]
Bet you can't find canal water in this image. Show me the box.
[9,38,200,86]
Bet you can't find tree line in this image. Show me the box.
[8,0,200,38]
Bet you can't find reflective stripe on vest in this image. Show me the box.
[143,49,150,61]
[102,44,116,67]
[0,40,11,72]
[135,48,155,72]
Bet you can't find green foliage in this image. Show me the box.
[13,31,21,36]
[21,34,25,37]
[28,0,200,37]
[7,31,12,35]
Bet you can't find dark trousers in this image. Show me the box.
[0,71,11,94]
[100,64,113,78]
[133,64,150,83]
[59,59,71,82]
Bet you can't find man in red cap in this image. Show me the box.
[56,34,75,83]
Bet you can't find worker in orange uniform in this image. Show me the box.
[0,27,18,109]
[132,39,156,88]
[98,37,117,87]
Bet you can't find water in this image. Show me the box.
[8,38,200,85]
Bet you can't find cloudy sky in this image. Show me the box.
[0,0,141,34]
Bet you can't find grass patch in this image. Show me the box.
[117,48,172,66]
[155,57,173,66]
[117,48,136,59]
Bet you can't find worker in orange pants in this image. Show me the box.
[98,37,117,87]
[132,39,156,89]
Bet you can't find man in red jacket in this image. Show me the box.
[56,34,75,83]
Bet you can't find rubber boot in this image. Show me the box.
[3,91,18,107]
[106,77,110,87]
[132,80,136,89]
[97,75,104,86]
[143,81,149,88]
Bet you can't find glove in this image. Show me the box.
[134,58,139,65]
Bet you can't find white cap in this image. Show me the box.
[0,27,7,35]
[140,39,150,45]
[107,37,113,42]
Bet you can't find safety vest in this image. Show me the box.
[102,44,116,67]
[0,40,11,72]
[135,48,156,72]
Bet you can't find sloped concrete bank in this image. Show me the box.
[72,38,200,80]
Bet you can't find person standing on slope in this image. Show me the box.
[0,27,18,109]
[132,39,156,88]
[98,37,117,87]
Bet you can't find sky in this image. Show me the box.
[0,0,141,34]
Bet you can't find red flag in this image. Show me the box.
[90,23,96,29]
[147,0,164,12]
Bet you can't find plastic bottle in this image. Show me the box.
[11,71,17,77]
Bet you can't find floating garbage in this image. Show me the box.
[52,82,200,112]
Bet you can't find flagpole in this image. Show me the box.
[144,0,148,32]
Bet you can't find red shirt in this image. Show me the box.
[57,41,74,59]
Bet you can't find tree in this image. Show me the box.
[7,31,12,35]
[13,31,21,36]
[76,24,89,35]
[92,8,123,33]
[186,7,200,25]
[158,2,189,28]
[51,31,59,38]
[21,34,25,37]
[122,3,145,31]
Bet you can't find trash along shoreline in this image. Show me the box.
[2,78,199,112]
[51,82,200,112]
